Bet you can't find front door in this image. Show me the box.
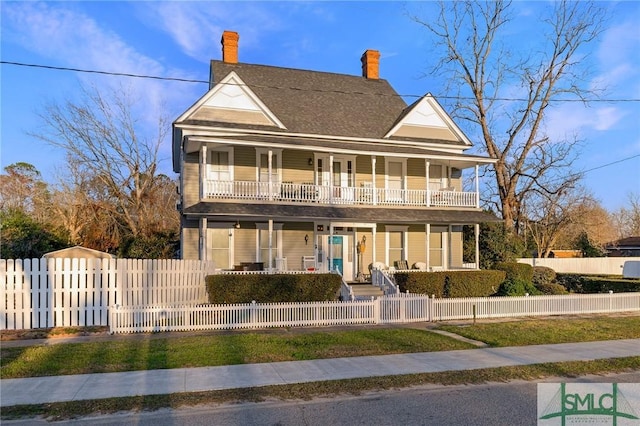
[316,231,354,280]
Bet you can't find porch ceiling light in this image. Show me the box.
[234,221,241,229]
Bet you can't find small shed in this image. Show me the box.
[42,246,115,259]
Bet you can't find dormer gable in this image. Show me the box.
[385,94,472,146]
[175,71,286,129]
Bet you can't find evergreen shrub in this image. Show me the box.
[495,262,534,283]
[206,273,342,304]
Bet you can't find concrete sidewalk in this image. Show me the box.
[2,339,639,407]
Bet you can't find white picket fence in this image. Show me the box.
[1,258,215,330]
[109,292,640,334]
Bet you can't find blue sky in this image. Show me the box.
[1,1,639,212]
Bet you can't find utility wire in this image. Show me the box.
[3,60,640,103]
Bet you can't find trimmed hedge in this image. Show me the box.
[556,274,640,293]
[495,262,534,283]
[395,272,447,297]
[206,273,342,304]
[395,270,506,298]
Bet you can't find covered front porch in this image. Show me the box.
[189,215,488,281]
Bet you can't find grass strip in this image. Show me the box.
[1,328,474,379]
[436,316,640,347]
[3,356,638,421]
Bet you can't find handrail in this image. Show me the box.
[371,268,399,295]
[204,179,477,208]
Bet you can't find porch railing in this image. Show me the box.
[204,180,477,208]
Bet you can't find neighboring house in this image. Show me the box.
[548,250,582,258]
[172,31,499,280]
[605,237,640,257]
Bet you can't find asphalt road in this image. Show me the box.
[7,372,639,426]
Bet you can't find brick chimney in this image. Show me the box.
[361,49,380,79]
[221,30,239,64]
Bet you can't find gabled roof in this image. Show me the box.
[385,94,472,146]
[200,60,409,139]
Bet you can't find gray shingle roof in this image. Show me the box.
[184,202,501,224]
[210,61,409,139]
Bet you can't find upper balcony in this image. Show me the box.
[204,180,479,208]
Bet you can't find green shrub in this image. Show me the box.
[496,277,541,296]
[580,277,640,293]
[535,283,568,295]
[445,270,506,297]
[556,273,584,293]
[395,272,447,297]
[395,270,506,298]
[533,266,556,287]
[206,273,342,304]
[556,274,640,293]
[495,262,534,283]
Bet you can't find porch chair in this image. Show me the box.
[394,260,409,271]
[412,262,427,271]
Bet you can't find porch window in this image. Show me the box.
[207,228,231,269]
[207,150,230,181]
[429,226,446,268]
[256,223,283,269]
[429,164,448,191]
[257,151,281,183]
[385,159,406,202]
[386,225,408,266]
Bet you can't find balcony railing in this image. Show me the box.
[204,180,478,208]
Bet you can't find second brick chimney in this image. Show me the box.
[221,30,239,64]
[361,49,380,79]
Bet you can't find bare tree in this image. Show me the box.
[31,83,172,238]
[412,0,606,233]
[611,192,640,239]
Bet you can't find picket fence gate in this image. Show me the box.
[109,292,640,334]
[1,258,215,330]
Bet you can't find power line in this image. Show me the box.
[3,60,640,103]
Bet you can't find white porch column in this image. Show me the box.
[475,164,480,208]
[425,160,431,207]
[268,150,273,201]
[371,225,377,265]
[475,223,480,269]
[200,145,207,200]
[371,156,377,205]
[425,223,430,269]
[199,217,208,261]
[268,219,273,272]
[329,223,334,271]
[447,225,452,269]
[329,154,334,203]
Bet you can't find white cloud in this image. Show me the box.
[141,2,285,63]
[1,2,197,173]
[544,104,624,140]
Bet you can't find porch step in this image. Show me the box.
[348,283,384,298]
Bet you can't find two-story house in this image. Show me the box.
[173,31,499,280]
